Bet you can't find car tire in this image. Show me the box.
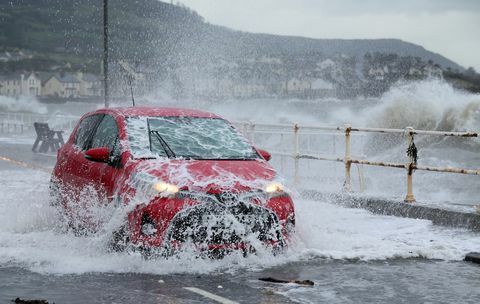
[48,179,62,207]
[108,225,130,252]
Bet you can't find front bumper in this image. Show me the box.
[128,191,295,255]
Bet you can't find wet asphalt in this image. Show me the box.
[1,259,480,304]
[1,138,480,304]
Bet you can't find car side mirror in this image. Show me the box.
[85,147,110,163]
[257,148,271,161]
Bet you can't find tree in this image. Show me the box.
[465,67,476,77]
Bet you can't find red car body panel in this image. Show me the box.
[52,107,295,254]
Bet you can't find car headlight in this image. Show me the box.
[265,182,285,197]
[152,181,179,197]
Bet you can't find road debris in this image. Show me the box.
[259,277,314,286]
[12,298,49,304]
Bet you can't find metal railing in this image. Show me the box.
[1,111,478,202]
[0,121,26,134]
[0,112,79,134]
[234,121,479,203]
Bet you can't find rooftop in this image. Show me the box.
[55,74,80,83]
[81,73,100,82]
[92,106,222,119]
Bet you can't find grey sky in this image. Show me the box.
[178,0,480,70]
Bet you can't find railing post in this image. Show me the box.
[343,124,352,192]
[280,133,285,174]
[294,123,299,186]
[405,126,416,203]
[242,123,248,138]
[250,122,255,145]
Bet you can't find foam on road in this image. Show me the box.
[0,159,479,276]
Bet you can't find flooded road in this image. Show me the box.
[2,259,479,303]
[0,139,479,303]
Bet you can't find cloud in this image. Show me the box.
[178,0,480,70]
[298,0,480,15]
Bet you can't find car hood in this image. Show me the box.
[135,158,277,193]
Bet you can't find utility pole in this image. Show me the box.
[103,0,109,108]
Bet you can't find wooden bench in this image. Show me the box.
[32,122,65,153]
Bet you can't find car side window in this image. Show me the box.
[74,114,103,150]
[90,115,119,155]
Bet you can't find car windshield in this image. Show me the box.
[126,116,258,160]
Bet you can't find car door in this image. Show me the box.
[87,114,122,202]
[53,113,104,225]
[66,114,105,199]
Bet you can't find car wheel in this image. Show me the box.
[108,225,130,252]
[49,179,62,207]
[67,219,94,236]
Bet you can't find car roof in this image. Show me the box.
[91,106,222,119]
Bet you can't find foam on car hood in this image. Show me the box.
[136,158,276,193]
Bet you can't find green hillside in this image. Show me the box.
[1,0,464,70]
[3,0,479,97]
[0,0,203,62]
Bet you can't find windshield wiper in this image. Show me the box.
[150,130,176,158]
[146,118,175,158]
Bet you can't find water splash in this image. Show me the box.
[1,79,479,275]
[0,168,479,275]
[0,96,48,114]
[367,80,480,132]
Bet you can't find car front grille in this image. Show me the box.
[163,192,283,248]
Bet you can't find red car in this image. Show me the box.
[50,107,295,257]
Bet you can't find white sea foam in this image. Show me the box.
[0,95,48,114]
[1,79,479,275]
[366,80,480,131]
[0,167,478,275]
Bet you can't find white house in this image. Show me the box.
[0,72,42,97]
[423,65,443,78]
[368,67,386,81]
[76,72,102,96]
[43,73,81,98]
[232,82,266,98]
[310,78,335,97]
[408,67,423,78]
[284,77,311,93]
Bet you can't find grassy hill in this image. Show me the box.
[3,0,478,98]
[0,0,202,62]
[1,0,464,71]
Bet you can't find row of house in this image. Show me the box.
[168,64,338,99]
[0,50,33,62]
[181,76,337,99]
[0,71,102,98]
[366,62,443,81]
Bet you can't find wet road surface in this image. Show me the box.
[1,138,479,303]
